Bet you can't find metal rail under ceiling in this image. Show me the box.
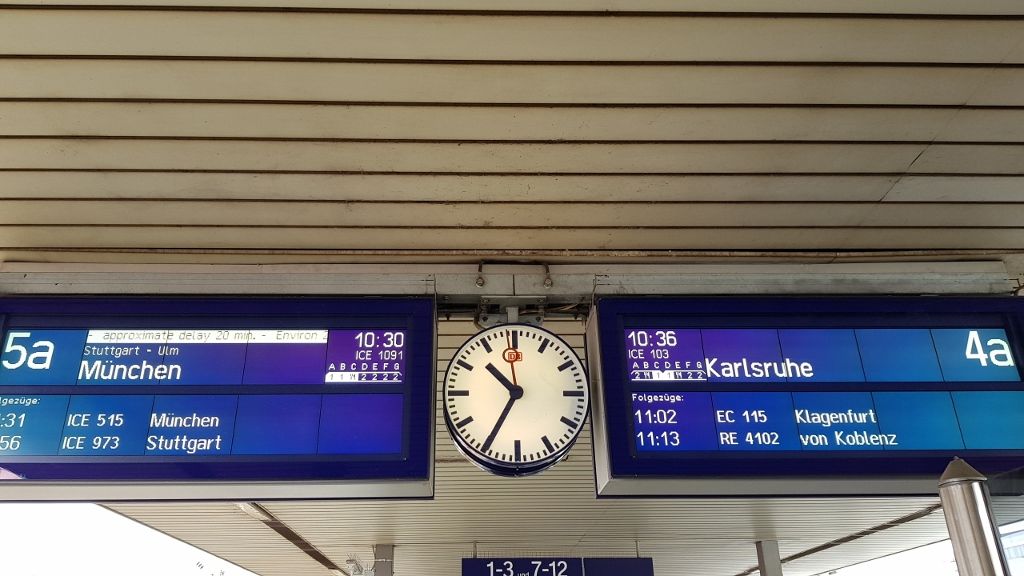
[0,261,1015,300]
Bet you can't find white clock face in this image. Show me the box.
[443,324,589,476]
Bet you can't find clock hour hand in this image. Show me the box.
[481,396,516,453]
[485,363,521,396]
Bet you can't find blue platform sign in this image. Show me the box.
[0,297,435,500]
[591,297,1024,496]
[462,558,653,576]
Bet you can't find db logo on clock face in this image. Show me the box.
[442,324,589,477]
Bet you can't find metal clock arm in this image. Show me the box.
[486,362,518,394]
[481,396,517,453]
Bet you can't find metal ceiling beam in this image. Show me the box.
[236,502,349,576]
[0,261,1013,298]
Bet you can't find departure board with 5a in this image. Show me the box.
[0,298,434,500]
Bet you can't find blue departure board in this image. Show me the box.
[591,297,1024,496]
[0,298,434,500]
[462,557,654,576]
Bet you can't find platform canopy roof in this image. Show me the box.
[3,1,1024,575]
[1,0,1023,267]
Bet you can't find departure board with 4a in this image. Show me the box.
[591,297,1024,496]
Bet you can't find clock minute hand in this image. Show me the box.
[485,362,518,394]
[481,396,516,453]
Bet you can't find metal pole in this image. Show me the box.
[938,458,1012,576]
[755,540,783,576]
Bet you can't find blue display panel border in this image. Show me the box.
[0,297,434,500]
[591,296,1024,496]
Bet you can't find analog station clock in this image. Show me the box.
[442,323,590,476]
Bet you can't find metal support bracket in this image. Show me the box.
[476,297,547,328]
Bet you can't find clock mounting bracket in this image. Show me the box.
[475,297,547,329]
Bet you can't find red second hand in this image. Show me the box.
[506,332,520,388]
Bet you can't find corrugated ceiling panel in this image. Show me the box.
[1,0,1023,14]
[4,12,1024,64]
[2,7,1023,260]
[2,8,1023,261]
[4,227,1024,251]
[2,140,943,172]
[8,104,1024,142]
[5,61,1022,105]
[3,172,1023,203]
[7,202,1024,227]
